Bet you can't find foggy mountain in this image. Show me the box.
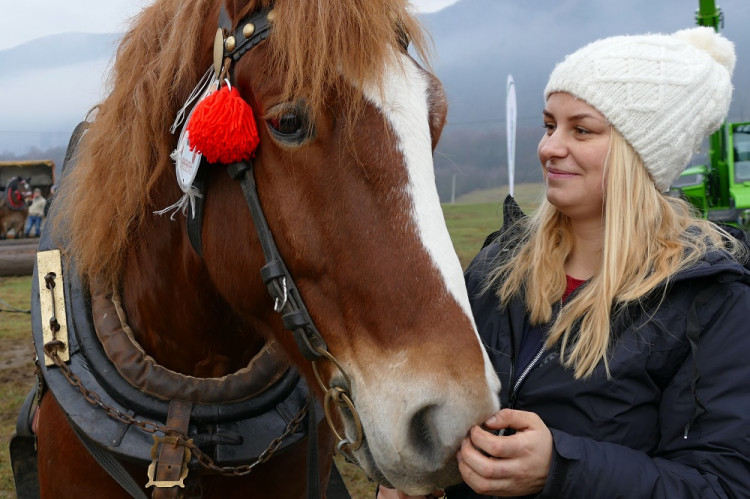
[1,0,749,200]
[0,32,119,128]
[424,0,750,197]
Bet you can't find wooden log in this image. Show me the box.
[0,240,37,276]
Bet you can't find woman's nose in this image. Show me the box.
[539,130,567,160]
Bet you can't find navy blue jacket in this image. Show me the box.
[453,235,750,498]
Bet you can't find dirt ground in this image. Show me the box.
[0,337,35,377]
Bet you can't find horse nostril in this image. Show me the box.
[407,404,440,460]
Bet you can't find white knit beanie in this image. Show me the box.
[544,27,735,192]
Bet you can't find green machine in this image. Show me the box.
[670,0,750,230]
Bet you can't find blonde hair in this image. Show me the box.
[489,128,745,378]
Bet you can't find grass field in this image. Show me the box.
[0,185,544,498]
[0,275,36,499]
[445,183,544,267]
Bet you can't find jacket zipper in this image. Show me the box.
[508,344,546,409]
[506,287,580,409]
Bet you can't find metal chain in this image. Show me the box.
[43,341,308,477]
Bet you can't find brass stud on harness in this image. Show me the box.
[225,35,236,52]
[267,9,276,22]
[243,23,255,38]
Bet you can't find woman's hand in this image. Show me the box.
[457,408,553,497]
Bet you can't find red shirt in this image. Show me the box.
[563,274,587,302]
[516,275,587,378]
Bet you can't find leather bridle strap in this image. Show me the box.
[227,161,328,361]
[223,7,273,62]
[186,163,207,258]
[185,6,271,258]
[228,159,328,499]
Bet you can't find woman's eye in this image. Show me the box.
[543,122,555,133]
[575,126,591,135]
[267,113,303,136]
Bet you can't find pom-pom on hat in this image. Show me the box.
[544,27,735,192]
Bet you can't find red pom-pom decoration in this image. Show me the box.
[186,85,260,164]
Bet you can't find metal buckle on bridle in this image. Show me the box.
[272,276,288,312]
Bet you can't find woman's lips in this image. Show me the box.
[547,168,578,179]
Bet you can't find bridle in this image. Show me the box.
[227,161,364,457]
[199,6,365,460]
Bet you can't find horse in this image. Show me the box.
[28,1,501,497]
[0,176,31,239]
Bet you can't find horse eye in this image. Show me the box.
[265,104,314,145]
[267,113,304,137]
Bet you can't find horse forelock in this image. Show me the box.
[263,0,430,116]
[56,0,430,288]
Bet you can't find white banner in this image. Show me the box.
[506,75,517,197]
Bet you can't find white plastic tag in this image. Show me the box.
[175,131,202,192]
[172,80,218,193]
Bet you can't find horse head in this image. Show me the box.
[4,176,32,209]
[20,177,32,196]
[55,0,500,494]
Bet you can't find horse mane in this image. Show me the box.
[55,0,430,288]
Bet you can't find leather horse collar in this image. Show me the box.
[91,283,291,409]
[31,126,318,471]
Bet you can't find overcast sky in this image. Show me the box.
[0,0,459,52]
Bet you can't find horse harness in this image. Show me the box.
[192,6,366,459]
[13,7,362,499]
[20,176,321,499]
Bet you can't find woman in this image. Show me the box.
[25,188,46,237]
[381,27,750,498]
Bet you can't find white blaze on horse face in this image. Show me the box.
[361,52,499,385]
[359,53,501,491]
[363,54,471,321]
